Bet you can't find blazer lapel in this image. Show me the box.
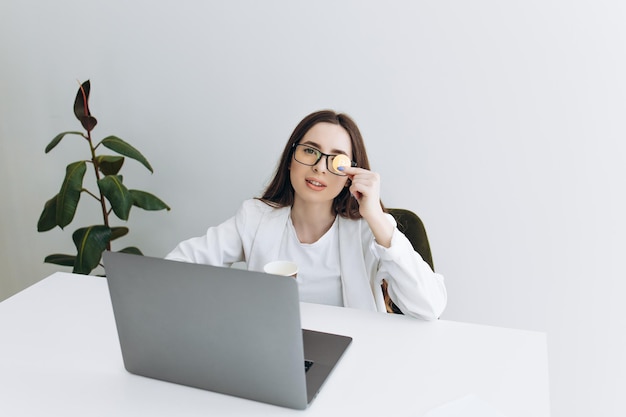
[338,217,377,311]
[247,206,290,271]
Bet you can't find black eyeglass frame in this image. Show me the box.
[291,143,357,176]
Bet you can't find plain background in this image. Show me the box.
[1,1,625,416]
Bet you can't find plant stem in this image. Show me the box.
[82,188,101,201]
[86,131,111,251]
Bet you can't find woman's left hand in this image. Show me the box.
[339,166,384,220]
[340,166,393,247]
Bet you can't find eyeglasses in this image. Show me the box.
[292,144,356,176]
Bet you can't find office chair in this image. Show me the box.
[383,208,435,314]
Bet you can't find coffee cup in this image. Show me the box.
[263,261,298,278]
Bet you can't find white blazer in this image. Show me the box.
[166,199,447,320]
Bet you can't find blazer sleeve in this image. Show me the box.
[371,214,447,320]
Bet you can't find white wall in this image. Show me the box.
[2,1,625,416]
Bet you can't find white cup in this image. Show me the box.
[263,261,298,278]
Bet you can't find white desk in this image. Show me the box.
[0,273,550,416]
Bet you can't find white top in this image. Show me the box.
[279,215,343,307]
[166,199,447,320]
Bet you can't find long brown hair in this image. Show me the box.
[259,110,377,219]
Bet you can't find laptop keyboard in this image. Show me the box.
[304,360,314,372]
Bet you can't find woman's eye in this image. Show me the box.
[304,147,317,155]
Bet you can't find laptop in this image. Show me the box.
[103,251,352,409]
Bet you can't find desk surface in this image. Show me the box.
[0,273,550,416]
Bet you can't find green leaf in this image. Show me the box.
[100,136,153,173]
[119,247,143,255]
[130,190,171,211]
[111,226,129,241]
[44,254,76,267]
[98,175,132,220]
[72,226,112,274]
[45,131,85,153]
[73,80,97,132]
[73,80,90,119]
[38,195,59,232]
[96,155,125,176]
[56,161,87,228]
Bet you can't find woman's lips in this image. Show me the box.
[305,178,326,190]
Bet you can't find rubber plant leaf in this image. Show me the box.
[97,175,133,221]
[37,194,59,232]
[100,136,154,173]
[110,226,129,241]
[44,254,76,267]
[73,80,97,132]
[119,247,143,255]
[96,155,125,176]
[72,225,112,274]
[45,131,84,154]
[130,190,171,211]
[56,161,87,229]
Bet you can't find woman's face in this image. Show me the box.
[289,122,353,206]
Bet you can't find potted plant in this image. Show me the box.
[37,80,170,274]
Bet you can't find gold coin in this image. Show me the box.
[332,154,351,172]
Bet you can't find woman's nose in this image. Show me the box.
[313,155,329,173]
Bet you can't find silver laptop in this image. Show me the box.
[103,251,352,409]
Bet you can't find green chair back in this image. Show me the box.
[386,208,434,271]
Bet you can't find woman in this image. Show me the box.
[166,110,447,320]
